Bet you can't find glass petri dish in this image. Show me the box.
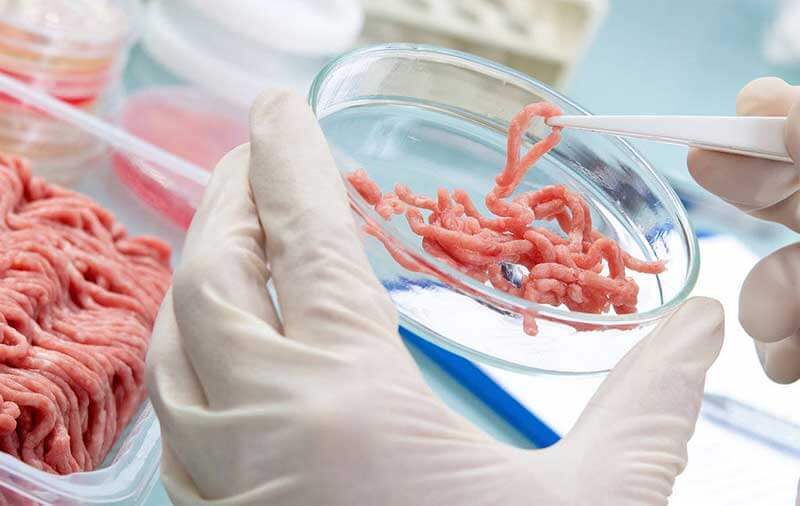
[0,99,106,185]
[308,44,700,374]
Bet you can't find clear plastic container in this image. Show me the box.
[0,72,205,505]
[309,44,700,374]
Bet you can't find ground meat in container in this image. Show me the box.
[346,102,665,335]
[0,154,171,474]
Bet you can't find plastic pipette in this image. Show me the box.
[547,115,792,163]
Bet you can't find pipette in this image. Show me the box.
[546,115,792,163]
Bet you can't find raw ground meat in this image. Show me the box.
[347,102,665,335]
[0,154,171,474]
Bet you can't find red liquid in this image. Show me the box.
[113,88,248,228]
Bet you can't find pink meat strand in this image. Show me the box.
[0,155,171,474]
[346,103,665,335]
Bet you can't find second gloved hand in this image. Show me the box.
[147,90,724,506]
[688,77,800,384]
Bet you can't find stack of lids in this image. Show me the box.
[142,0,363,108]
[0,0,140,184]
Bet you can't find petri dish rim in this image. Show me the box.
[0,0,142,48]
[308,44,700,337]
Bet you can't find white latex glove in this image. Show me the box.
[688,77,800,385]
[147,90,724,506]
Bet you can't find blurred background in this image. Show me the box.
[0,1,797,504]
[5,0,800,251]
[122,0,800,253]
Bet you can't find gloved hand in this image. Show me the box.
[146,90,724,506]
[687,77,800,384]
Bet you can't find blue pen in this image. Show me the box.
[400,310,800,459]
[400,327,561,449]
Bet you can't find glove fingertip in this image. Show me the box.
[739,244,800,343]
[650,297,724,368]
[686,147,712,180]
[681,296,724,355]
[246,87,342,201]
[755,338,800,385]
[736,76,794,116]
[250,89,308,126]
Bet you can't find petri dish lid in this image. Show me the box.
[0,0,139,53]
[176,0,363,56]
[143,0,334,107]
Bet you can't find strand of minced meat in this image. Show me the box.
[0,154,171,474]
[346,102,666,335]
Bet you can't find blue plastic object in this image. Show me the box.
[400,326,562,448]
